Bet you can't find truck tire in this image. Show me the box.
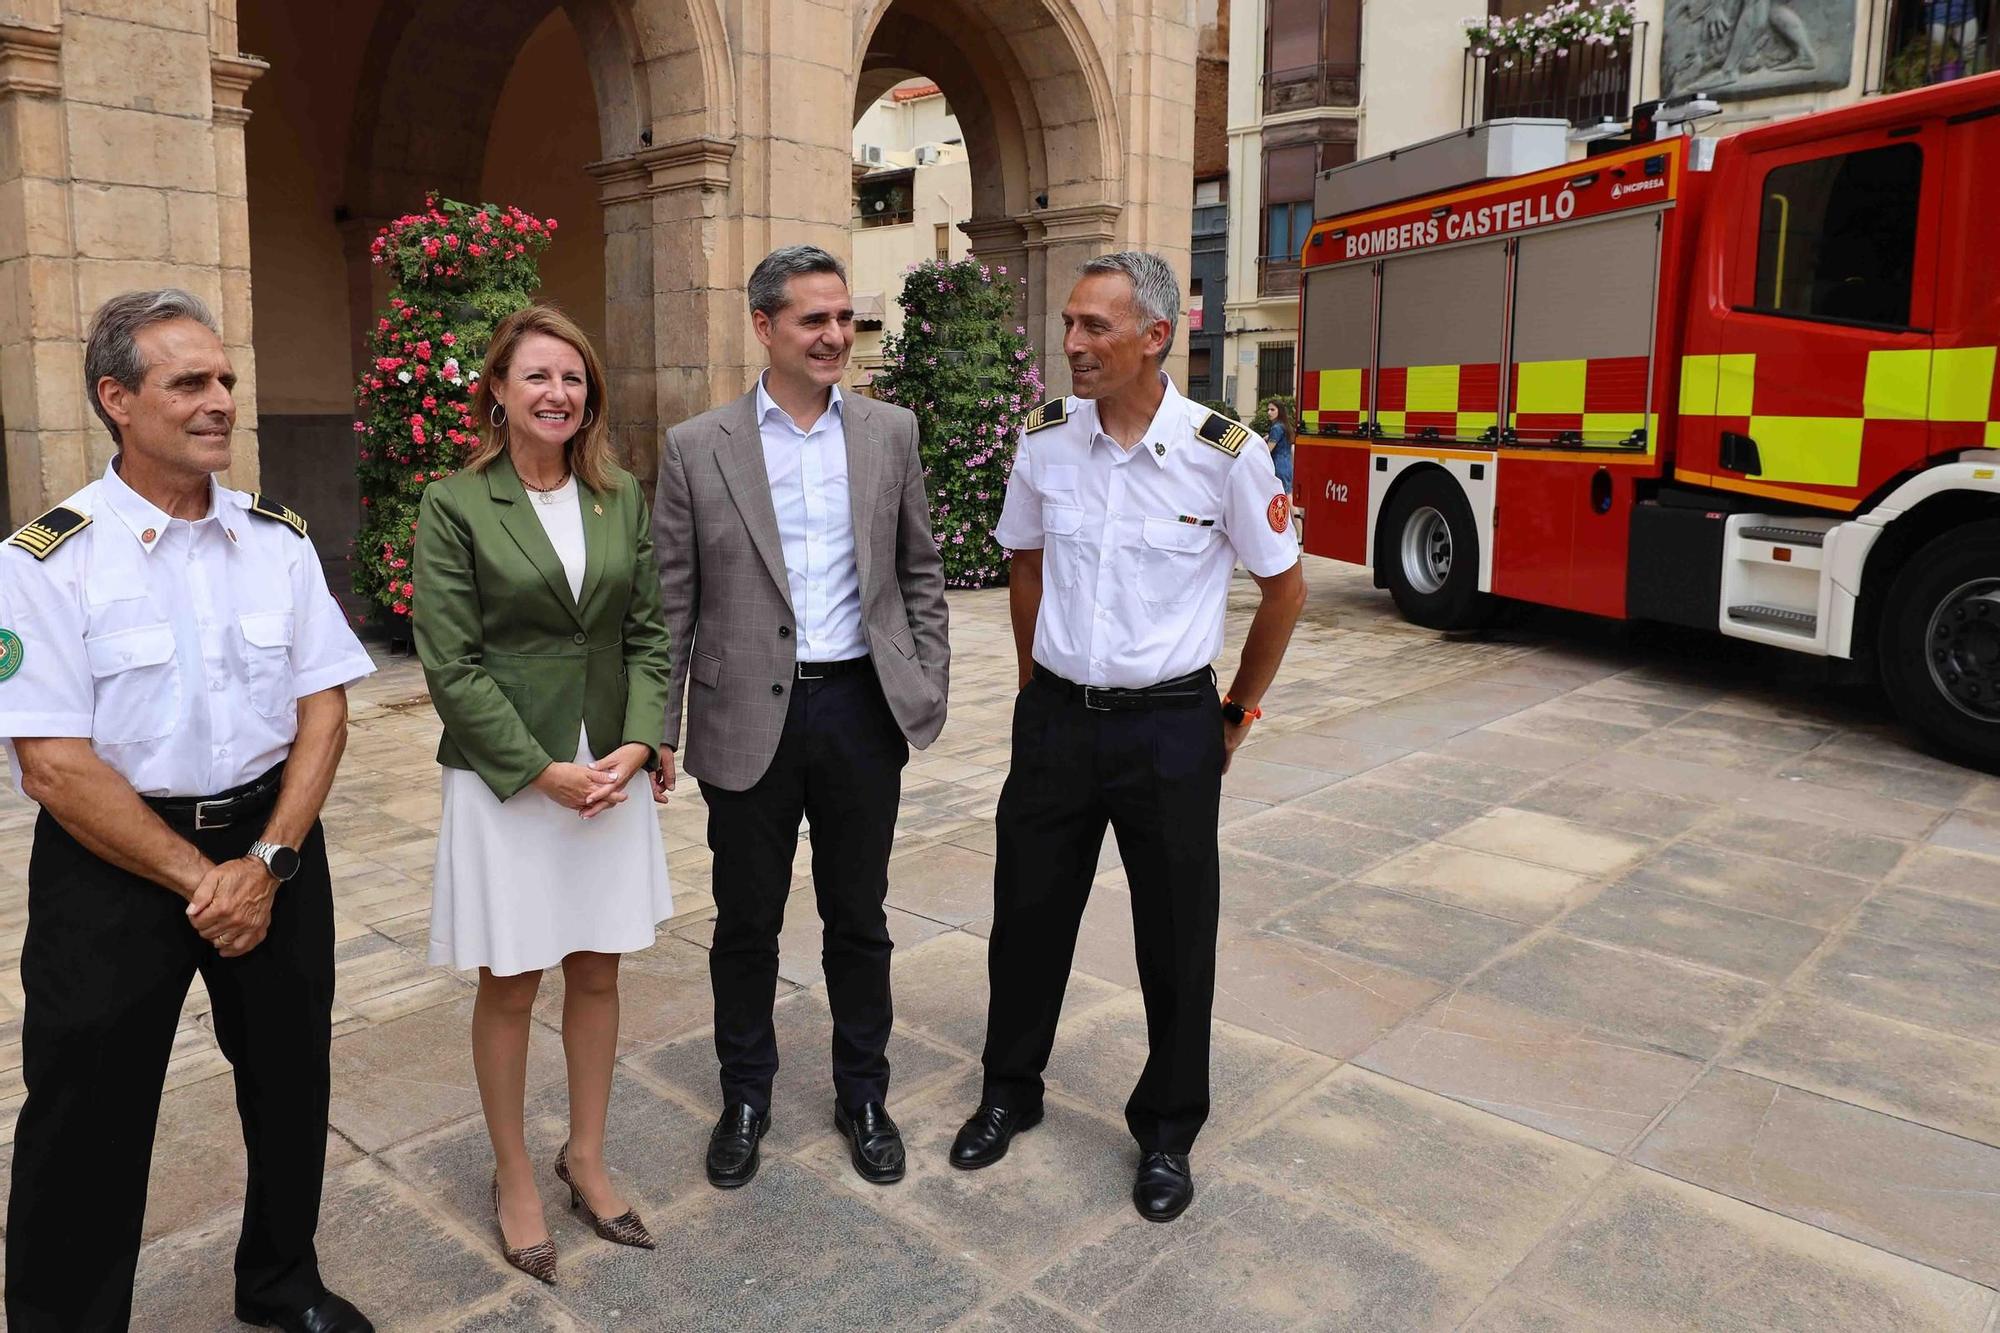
[1879,519,2000,770]
[1380,469,1489,631]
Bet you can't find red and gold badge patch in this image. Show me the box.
[1266,493,1289,533]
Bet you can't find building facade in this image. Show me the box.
[0,0,1197,568]
[1222,0,1995,418]
[849,81,973,380]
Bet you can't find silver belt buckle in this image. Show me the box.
[796,662,827,681]
[193,798,229,831]
[1082,685,1113,712]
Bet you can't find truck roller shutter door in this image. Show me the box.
[1376,242,1507,442]
[1299,264,1376,435]
[1510,213,1661,448]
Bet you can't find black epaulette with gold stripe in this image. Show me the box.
[1196,411,1251,457]
[248,494,308,538]
[5,506,91,560]
[1023,397,1068,435]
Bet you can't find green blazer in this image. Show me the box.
[412,452,671,801]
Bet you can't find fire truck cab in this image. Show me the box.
[1294,73,2000,766]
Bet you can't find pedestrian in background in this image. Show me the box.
[651,245,950,1192]
[414,305,671,1283]
[1264,398,1295,498]
[0,289,376,1333]
[950,252,1307,1223]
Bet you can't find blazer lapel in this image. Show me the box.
[575,478,611,616]
[843,395,879,598]
[715,391,797,614]
[487,454,584,628]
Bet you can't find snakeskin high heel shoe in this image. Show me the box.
[491,1175,558,1283]
[555,1142,656,1249]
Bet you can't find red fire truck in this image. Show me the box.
[1294,73,2000,766]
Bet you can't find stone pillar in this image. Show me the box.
[960,214,1032,329]
[588,135,736,489]
[0,15,75,525]
[1021,202,1121,397]
[210,52,266,492]
[0,4,267,522]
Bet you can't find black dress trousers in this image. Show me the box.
[5,810,335,1332]
[980,672,1225,1154]
[699,666,908,1114]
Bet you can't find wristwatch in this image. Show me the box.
[1221,697,1264,727]
[246,840,301,882]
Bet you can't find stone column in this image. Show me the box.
[960,214,1032,329]
[588,135,736,489]
[210,52,266,492]
[0,15,75,525]
[1021,202,1121,396]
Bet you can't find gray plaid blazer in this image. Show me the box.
[652,388,950,791]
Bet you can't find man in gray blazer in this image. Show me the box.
[652,245,949,1190]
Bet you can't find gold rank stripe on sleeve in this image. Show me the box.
[1197,411,1250,457]
[248,493,309,538]
[1023,397,1067,435]
[4,506,90,560]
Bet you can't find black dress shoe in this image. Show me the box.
[1132,1151,1194,1223]
[949,1102,1043,1170]
[706,1102,771,1189]
[834,1100,906,1184]
[235,1291,374,1333]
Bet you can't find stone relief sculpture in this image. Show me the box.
[1663,0,1857,97]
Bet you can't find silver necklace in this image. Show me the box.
[523,473,570,505]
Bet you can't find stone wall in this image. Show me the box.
[0,0,1196,521]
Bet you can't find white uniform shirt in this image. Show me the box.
[0,461,376,798]
[994,375,1299,688]
[756,372,867,662]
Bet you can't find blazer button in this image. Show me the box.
[778,626,791,638]
[572,631,587,645]
[771,682,784,695]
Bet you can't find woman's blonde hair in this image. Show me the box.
[464,304,616,493]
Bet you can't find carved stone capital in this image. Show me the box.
[588,136,736,204]
[0,20,61,101]
[211,52,269,125]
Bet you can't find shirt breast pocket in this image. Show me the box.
[84,624,179,745]
[238,610,295,718]
[1138,518,1216,607]
[1042,503,1087,590]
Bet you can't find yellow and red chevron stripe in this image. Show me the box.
[1508,355,1653,447]
[1373,362,1501,440]
[1678,346,2000,488]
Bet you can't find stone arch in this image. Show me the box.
[338,0,734,481]
[854,0,1125,388]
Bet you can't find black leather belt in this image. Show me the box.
[1032,664,1214,712]
[795,657,871,680]
[143,763,284,832]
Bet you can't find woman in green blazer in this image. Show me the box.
[413,306,670,1281]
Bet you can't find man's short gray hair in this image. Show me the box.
[747,245,848,319]
[1079,251,1180,352]
[85,288,219,445]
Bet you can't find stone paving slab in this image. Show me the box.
[3,557,2000,1329]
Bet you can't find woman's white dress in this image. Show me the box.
[428,476,673,975]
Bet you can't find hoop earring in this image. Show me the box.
[489,403,506,428]
[582,408,595,430]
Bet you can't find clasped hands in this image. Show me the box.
[186,856,278,958]
[533,742,656,818]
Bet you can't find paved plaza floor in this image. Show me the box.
[3,556,2000,1330]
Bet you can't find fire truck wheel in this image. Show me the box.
[1880,520,2000,770]
[1381,469,1489,631]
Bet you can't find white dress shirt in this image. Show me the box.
[756,371,867,662]
[0,460,376,797]
[994,375,1299,688]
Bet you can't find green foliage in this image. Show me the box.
[870,257,1046,589]
[351,195,554,624]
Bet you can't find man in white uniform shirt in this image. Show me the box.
[949,253,1306,1223]
[0,291,376,1333]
